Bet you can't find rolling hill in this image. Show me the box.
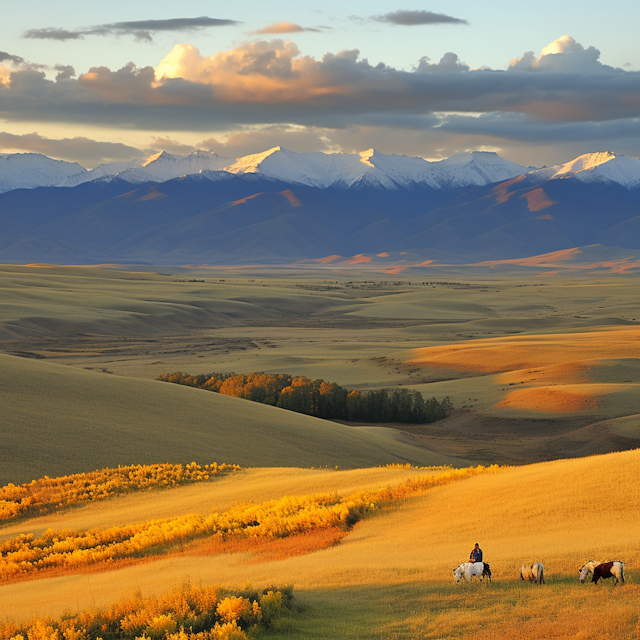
[0,353,465,486]
[1,449,638,630]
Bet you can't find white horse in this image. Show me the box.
[520,562,544,584]
[579,560,625,585]
[453,562,492,584]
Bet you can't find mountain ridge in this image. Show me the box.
[4,147,640,194]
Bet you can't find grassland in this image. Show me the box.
[0,451,638,637]
[1,263,639,477]
[1,263,639,638]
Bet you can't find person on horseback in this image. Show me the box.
[470,543,483,563]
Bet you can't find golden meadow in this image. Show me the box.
[1,454,639,639]
[1,464,498,581]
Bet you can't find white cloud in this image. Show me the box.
[510,35,611,73]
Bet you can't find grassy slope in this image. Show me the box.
[1,450,638,632]
[0,353,465,485]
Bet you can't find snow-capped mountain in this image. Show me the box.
[525,152,640,189]
[61,150,234,187]
[4,147,640,195]
[218,147,529,189]
[0,147,530,193]
[3,147,640,266]
[0,153,86,194]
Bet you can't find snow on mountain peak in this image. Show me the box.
[0,153,86,194]
[142,151,174,167]
[435,151,530,186]
[359,149,377,168]
[8,145,639,194]
[526,151,640,189]
[555,151,617,174]
[225,147,285,175]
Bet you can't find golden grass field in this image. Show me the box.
[1,263,639,638]
[0,452,638,638]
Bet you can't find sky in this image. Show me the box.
[1,0,640,168]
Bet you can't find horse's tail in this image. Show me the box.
[619,562,625,585]
[539,565,544,585]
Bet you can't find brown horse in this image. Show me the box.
[579,561,625,585]
[592,561,625,585]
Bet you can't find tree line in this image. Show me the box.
[158,371,453,424]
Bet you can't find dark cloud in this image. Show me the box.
[1,37,640,168]
[0,131,145,166]
[54,65,76,81]
[373,10,468,26]
[23,28,84,42]
[23,17,240,43]
[2,41,639,133]
[415,53,469,72]
[0,51,25,66]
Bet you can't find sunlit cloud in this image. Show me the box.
[509,35,611,72]
[252,22,321,35]
[1,35,639,169]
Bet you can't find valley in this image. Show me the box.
[1,263,639,479]
[1,263,639,638]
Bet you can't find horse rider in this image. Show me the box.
[470,543,483,564]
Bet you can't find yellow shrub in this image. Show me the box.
[145,615,177,639]
[216,597,251,623]
[26,621,59,640]
[210,622,247,640]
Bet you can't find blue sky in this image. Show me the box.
[2,0,640,167]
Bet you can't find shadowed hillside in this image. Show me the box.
[2,174,640,264]
[0,354,465,485]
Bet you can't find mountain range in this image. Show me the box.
[1,147,640,266]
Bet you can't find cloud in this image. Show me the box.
[23,17,240,43]
[509,35,612,73]
[54,65,76,80]
[199,126,334,157]
[23,28,85,42]
[0,52,26,66]
[1,34,639,168]
[146,136,198,154]
[415,53,469,73]
[0,131,145,166]
[372,10,468,26]
[253,22,321,35]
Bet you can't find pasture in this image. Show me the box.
[0,450,638,638]
[1,263,640,474]
[1,263,639,638]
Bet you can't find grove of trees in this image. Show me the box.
[159,371,453,424]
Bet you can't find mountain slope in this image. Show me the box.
[524,152,640,189]
[0,153,86,193]
[0,353,459,485]
[2,147,529,192]
[2,172,640,264]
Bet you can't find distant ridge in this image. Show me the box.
[2,148,529,193]
[2,148,640,265]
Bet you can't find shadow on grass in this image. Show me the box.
[265,574,639,640]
